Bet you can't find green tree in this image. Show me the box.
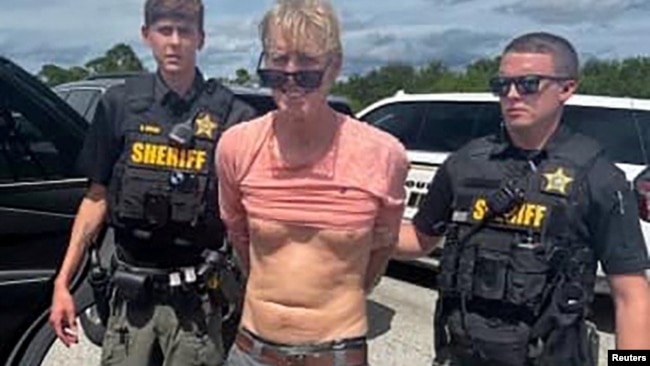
[37,64,89,86]
[85,43,145,76]
[332,55,650,113]
[233,68,252,85]
[333,63,417,110]
[37,43,145,86]
[411,61,448,92]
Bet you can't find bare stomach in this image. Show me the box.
[239,218,373,344]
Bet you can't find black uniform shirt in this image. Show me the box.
[80,70,256,186]
[78,70,256,266]
[413,125,650,275]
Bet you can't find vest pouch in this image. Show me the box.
[144,192,170,227]
[439,236,460,293]
[507,244,549,307]
[456,242,476,296]
[170,190,199,224]
[469,231,510,301]
[117,167,170,226]
[169,173,206,225]
[448,310,531,366]
[473,246,509,300]
[112,269,149,302]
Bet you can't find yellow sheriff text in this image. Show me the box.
[130,142,207,171]
[472,198,547,228]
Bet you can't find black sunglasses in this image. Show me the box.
[256,53,329,91]
[489,74,573,97]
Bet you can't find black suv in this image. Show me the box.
[0,56,353,365]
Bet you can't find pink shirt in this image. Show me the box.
[216,112,409,249]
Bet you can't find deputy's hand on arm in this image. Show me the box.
[49,183,108,347]
[364,247,393,293]
[393,160,453,260]
[364,227,398,293]
[609,273,650,349]
[393,222,443,260]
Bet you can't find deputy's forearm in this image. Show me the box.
[614,288,650,349]
[54,186,107,289]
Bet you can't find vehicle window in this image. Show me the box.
[634,109,650,166]
[0,112,65,182]
[414,102,501,152]
[563,106,648,165]
[360,102,426,148]
[361,101,501,152]
[65,89,101,120]
[54,90,69,101]
[84,92,102,121]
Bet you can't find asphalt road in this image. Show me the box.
[42,263,616,366]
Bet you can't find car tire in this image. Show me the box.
[79,305,106,347]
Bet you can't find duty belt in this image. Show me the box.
[114,257,204,289]
[111,250,222,301]
[235,328,368,366]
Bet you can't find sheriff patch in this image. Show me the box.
[472,197,548,229]
[130,142,207,171]
[542,166,575,196]
[194,112,218,139]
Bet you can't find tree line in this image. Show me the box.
[37,44,650,112]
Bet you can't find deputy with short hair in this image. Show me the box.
[48,0,255,364]
[395,32,650,366]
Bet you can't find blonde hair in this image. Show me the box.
[259,0,342,56]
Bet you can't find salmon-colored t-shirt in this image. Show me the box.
[216,112,409,249]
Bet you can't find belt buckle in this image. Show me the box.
[285,353,307,366]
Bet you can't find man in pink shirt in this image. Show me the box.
[216,1,408,365]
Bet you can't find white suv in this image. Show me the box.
[357,91,650,294]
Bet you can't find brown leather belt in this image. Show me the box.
[235,329,368,366]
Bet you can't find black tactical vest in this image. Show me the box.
[108,74,234,250]
[436,133,603,366]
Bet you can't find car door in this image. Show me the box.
[0,56,90,365]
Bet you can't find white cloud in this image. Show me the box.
[498,0,650,25]
[1,0,650,79]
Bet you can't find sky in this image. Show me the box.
[1,0,650,79]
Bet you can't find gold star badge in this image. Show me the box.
[543,167,574,195]
[195,112,217,138]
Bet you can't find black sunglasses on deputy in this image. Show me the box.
[256,53,329,91]
[489,74,572,97]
